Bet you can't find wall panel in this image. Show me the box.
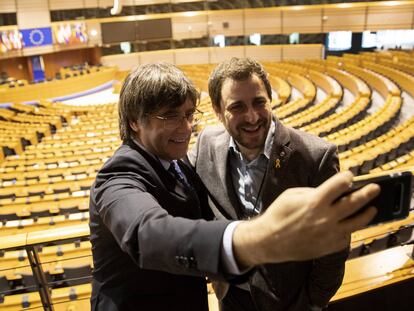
[245,8,282,35]
[22,46,54,57]
[174,48,210,65]
[139,50,175,64]
[16,0,48,11]
[282,44,323,60]
[98,0,115,8]
[84,0,99,8]
[49,0,85,10]
[0,0,16,13]
[209,46,244,63]
[282,7,322,34]
[86,21,102,46]
[245,45,282,62]
[42,47,101,79]
[17,0,50,28]
[208,10,244,37]
[39,2,414,50]
[17,10,51,28]
[0,57,30,80]
[367,3,414,30]
[101,44,324,71]
[172,14,208,40]
[323,6,366,32]
[102,52,140,71]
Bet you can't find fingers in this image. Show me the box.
[334,183,380,220]
[339,206,377,233]
[315,171,354,205]
[284,187,311,195]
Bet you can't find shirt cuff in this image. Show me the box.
[221,221,244,275]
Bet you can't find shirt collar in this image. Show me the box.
[229,120,275,161]
[132,138,171,170]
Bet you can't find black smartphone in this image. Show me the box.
[345,171,412,226]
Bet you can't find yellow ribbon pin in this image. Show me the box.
[275,158,281,169]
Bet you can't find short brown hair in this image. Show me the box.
[118,62,198,142]
[208,57,272,111]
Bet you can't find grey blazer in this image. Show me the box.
[188,119,348,311]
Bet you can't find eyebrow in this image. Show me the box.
[253,96,268,101]
[159,106,196,115]
[228,96,267,105]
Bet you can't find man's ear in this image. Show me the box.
[130,121,140,133]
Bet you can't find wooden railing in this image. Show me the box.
[0,67,117,103]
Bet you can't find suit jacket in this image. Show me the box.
[188,119,348,311]
[89,140,232,311]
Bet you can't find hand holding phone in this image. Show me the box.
[343,171,412,227]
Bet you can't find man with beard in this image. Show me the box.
[90,61,378,311]
[188,57,348,311]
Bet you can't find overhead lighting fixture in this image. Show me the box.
[183,12,198,17]
[383,1,402,6]
[110,0,122,15]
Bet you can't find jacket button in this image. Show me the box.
[189,257,197,268]
[175,256,183,265]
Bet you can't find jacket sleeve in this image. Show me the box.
[186,128,202,169]
[307,144,349,308]
[94,172,232,280]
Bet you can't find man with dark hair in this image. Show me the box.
[188,57,348,311]
[89,62,379,311]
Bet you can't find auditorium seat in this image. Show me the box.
[366,234,392,254]
[0,275,11,298]
[391,225,414,246]
[21,274,38,292]
[63,265,92,286]
[275,98,313,119]
[340,115,414,173]
[283,97,341,128]
[268,74,291,105]
[330,95,401,155]
[0,283,91,310]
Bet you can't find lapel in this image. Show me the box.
[126,140,180,194]
[212,131,243,220]
[260,119,293,210]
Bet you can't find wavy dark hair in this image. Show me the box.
[118,62,199,142]
[208,57,272,111]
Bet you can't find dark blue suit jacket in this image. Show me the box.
[89,140,231,310]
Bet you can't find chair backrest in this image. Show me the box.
[0,276,10,293]
[63,265,92,286]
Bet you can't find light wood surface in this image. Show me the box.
[332,245,414,301]
[26,223,89,245]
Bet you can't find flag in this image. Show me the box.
[21,27,53,48]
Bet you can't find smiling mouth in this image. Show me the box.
[170,138,189,143]
[241,124,261,133]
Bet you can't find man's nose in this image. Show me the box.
[177,116,192,132]
[245,106,260,123]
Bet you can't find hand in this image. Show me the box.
[232,171,380,267]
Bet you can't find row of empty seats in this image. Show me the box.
[1,51,414,309]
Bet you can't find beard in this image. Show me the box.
[233,118,270,151]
